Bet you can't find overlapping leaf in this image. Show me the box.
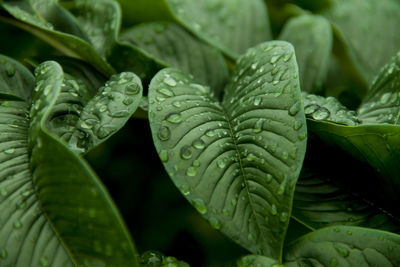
[0,0,119,75]
[0,59,139,266]
[279,15,332,93]
[149,41,307,259]
[119,22,228,95]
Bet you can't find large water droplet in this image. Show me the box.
[192,198,208,214]
[180,145,193,160]
[205,129,215,137]
[96,125,114,139]
[217,159,226,169]
[141,251,164,265]
[293,120,303,131]
[164,76,177,86]
[253,96,262,106]
[158,126,171,141]
[109,110,131,118]
[157,88,174,97]
[247,233,254,241]
[192,138,205,149]
[4,148,15,154]
[380,92,392,104]
[125,83,140,95]
[186,166,197,177]
[165,112,182,123]
[280,212,288,222]
[334,244,349,257]
[304,104,319,115]
[209,217,221,229]
[270,204,278,215]
[246,153,256,161]
[159,150,169,162]
[266,174,273,183]
[288,102,301,116]
[40,256,49,267]
[253,119,264,133]
[312,107,330,120]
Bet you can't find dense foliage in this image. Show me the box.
[1,0,400,266]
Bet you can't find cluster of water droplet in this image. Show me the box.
[302,92,360,126]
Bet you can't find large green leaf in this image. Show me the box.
[0,0,119,76]
[165,0,272,59]
[279,15,332,93]
[119,22,229,95]
[284,226,400,266]
[322,0,400,84]
[149,41,307,259]
[292,169,400,232]
[0,55,34,101]
[0,61,139,266]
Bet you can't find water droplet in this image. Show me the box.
[334,244,349,257]
[192,138,205,149]
[180,145,193,160]
[271,204,278,215]
[141,251,163,265]
[217,159,226,169]
[0,188,7,196]
[270,55,280,64]
[96,125,114,139]
[4,148,15,154]
[159,150,169,162]
[16,199,26,209]
[266,174,273,183]
[246,153,256,161]
[125,83,140,95]
[5,65,15,77]
[280,212,288,222]
[192,198,207,214]
[123,97,134,105]
[165,112,182,123]
[205,129,215,137]
[40,256,49,267]
[186,166,197,177]
[223,209,230,216]
[209,217,221,229]
[288,102,301,116]
[304,104,319,115]
[157,88,174,97]
[158,126,171,141]
[0,249,6,259]
[312,107,330,120]
[253,96,262,106]
[347,231,352,236]
[99,105,108,113]
[293,120,303,130]
[251,63,258,70]
[330,258,338,266]
[154,24,166,33]
[253,119,264,133]
[179,184,191,195]
[231,198,237,206]
[380,92,392,104]
[13,219,22,229]
[172,101,181,108]
[109,110,131,118]
[164,76,177,86]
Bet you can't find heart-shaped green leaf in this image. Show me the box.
[284,226,400,266]
[0,60,139,266]
[0,0,119,76]
[165,0,272,59]
[279,15,332,93]
[322,0,400,84]
[292,169,400,232]
[149,41,307,259]
[119,22,229,95]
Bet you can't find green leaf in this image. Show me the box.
[322,0,400,84]
[302,92,360,126]
[0,0,118,76]
[148,41,307,259]
[237,255,280,267]
[284,226,400,266]
[120,22,229,95]
[292,169,400,232]
[279,15,332,93]
[44,58,142,153]
[358,51,400,125]
[140,251,190,267]
[0,54,34,101]
[165,0,272,59]
[0,61,139,266]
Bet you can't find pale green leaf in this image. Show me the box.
[149,41,307,259]
[279,15,332,93]
[0,61,139,266]
[120,22,229,95]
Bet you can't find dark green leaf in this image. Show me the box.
[0,0,118,76]
[284,226,400,266]
[322,0,400,84]
[120,22,229,95]
[0,54,34,101]
[0,61,139,266]
[279,15,332,93]
[237,255,279,267]
[165,0,272,59]
[149,41,307,259]
[292,170,400,232]
[140,251,190,267]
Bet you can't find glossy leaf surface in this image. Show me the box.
[0,61,139,266]
[149,41,307,258]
